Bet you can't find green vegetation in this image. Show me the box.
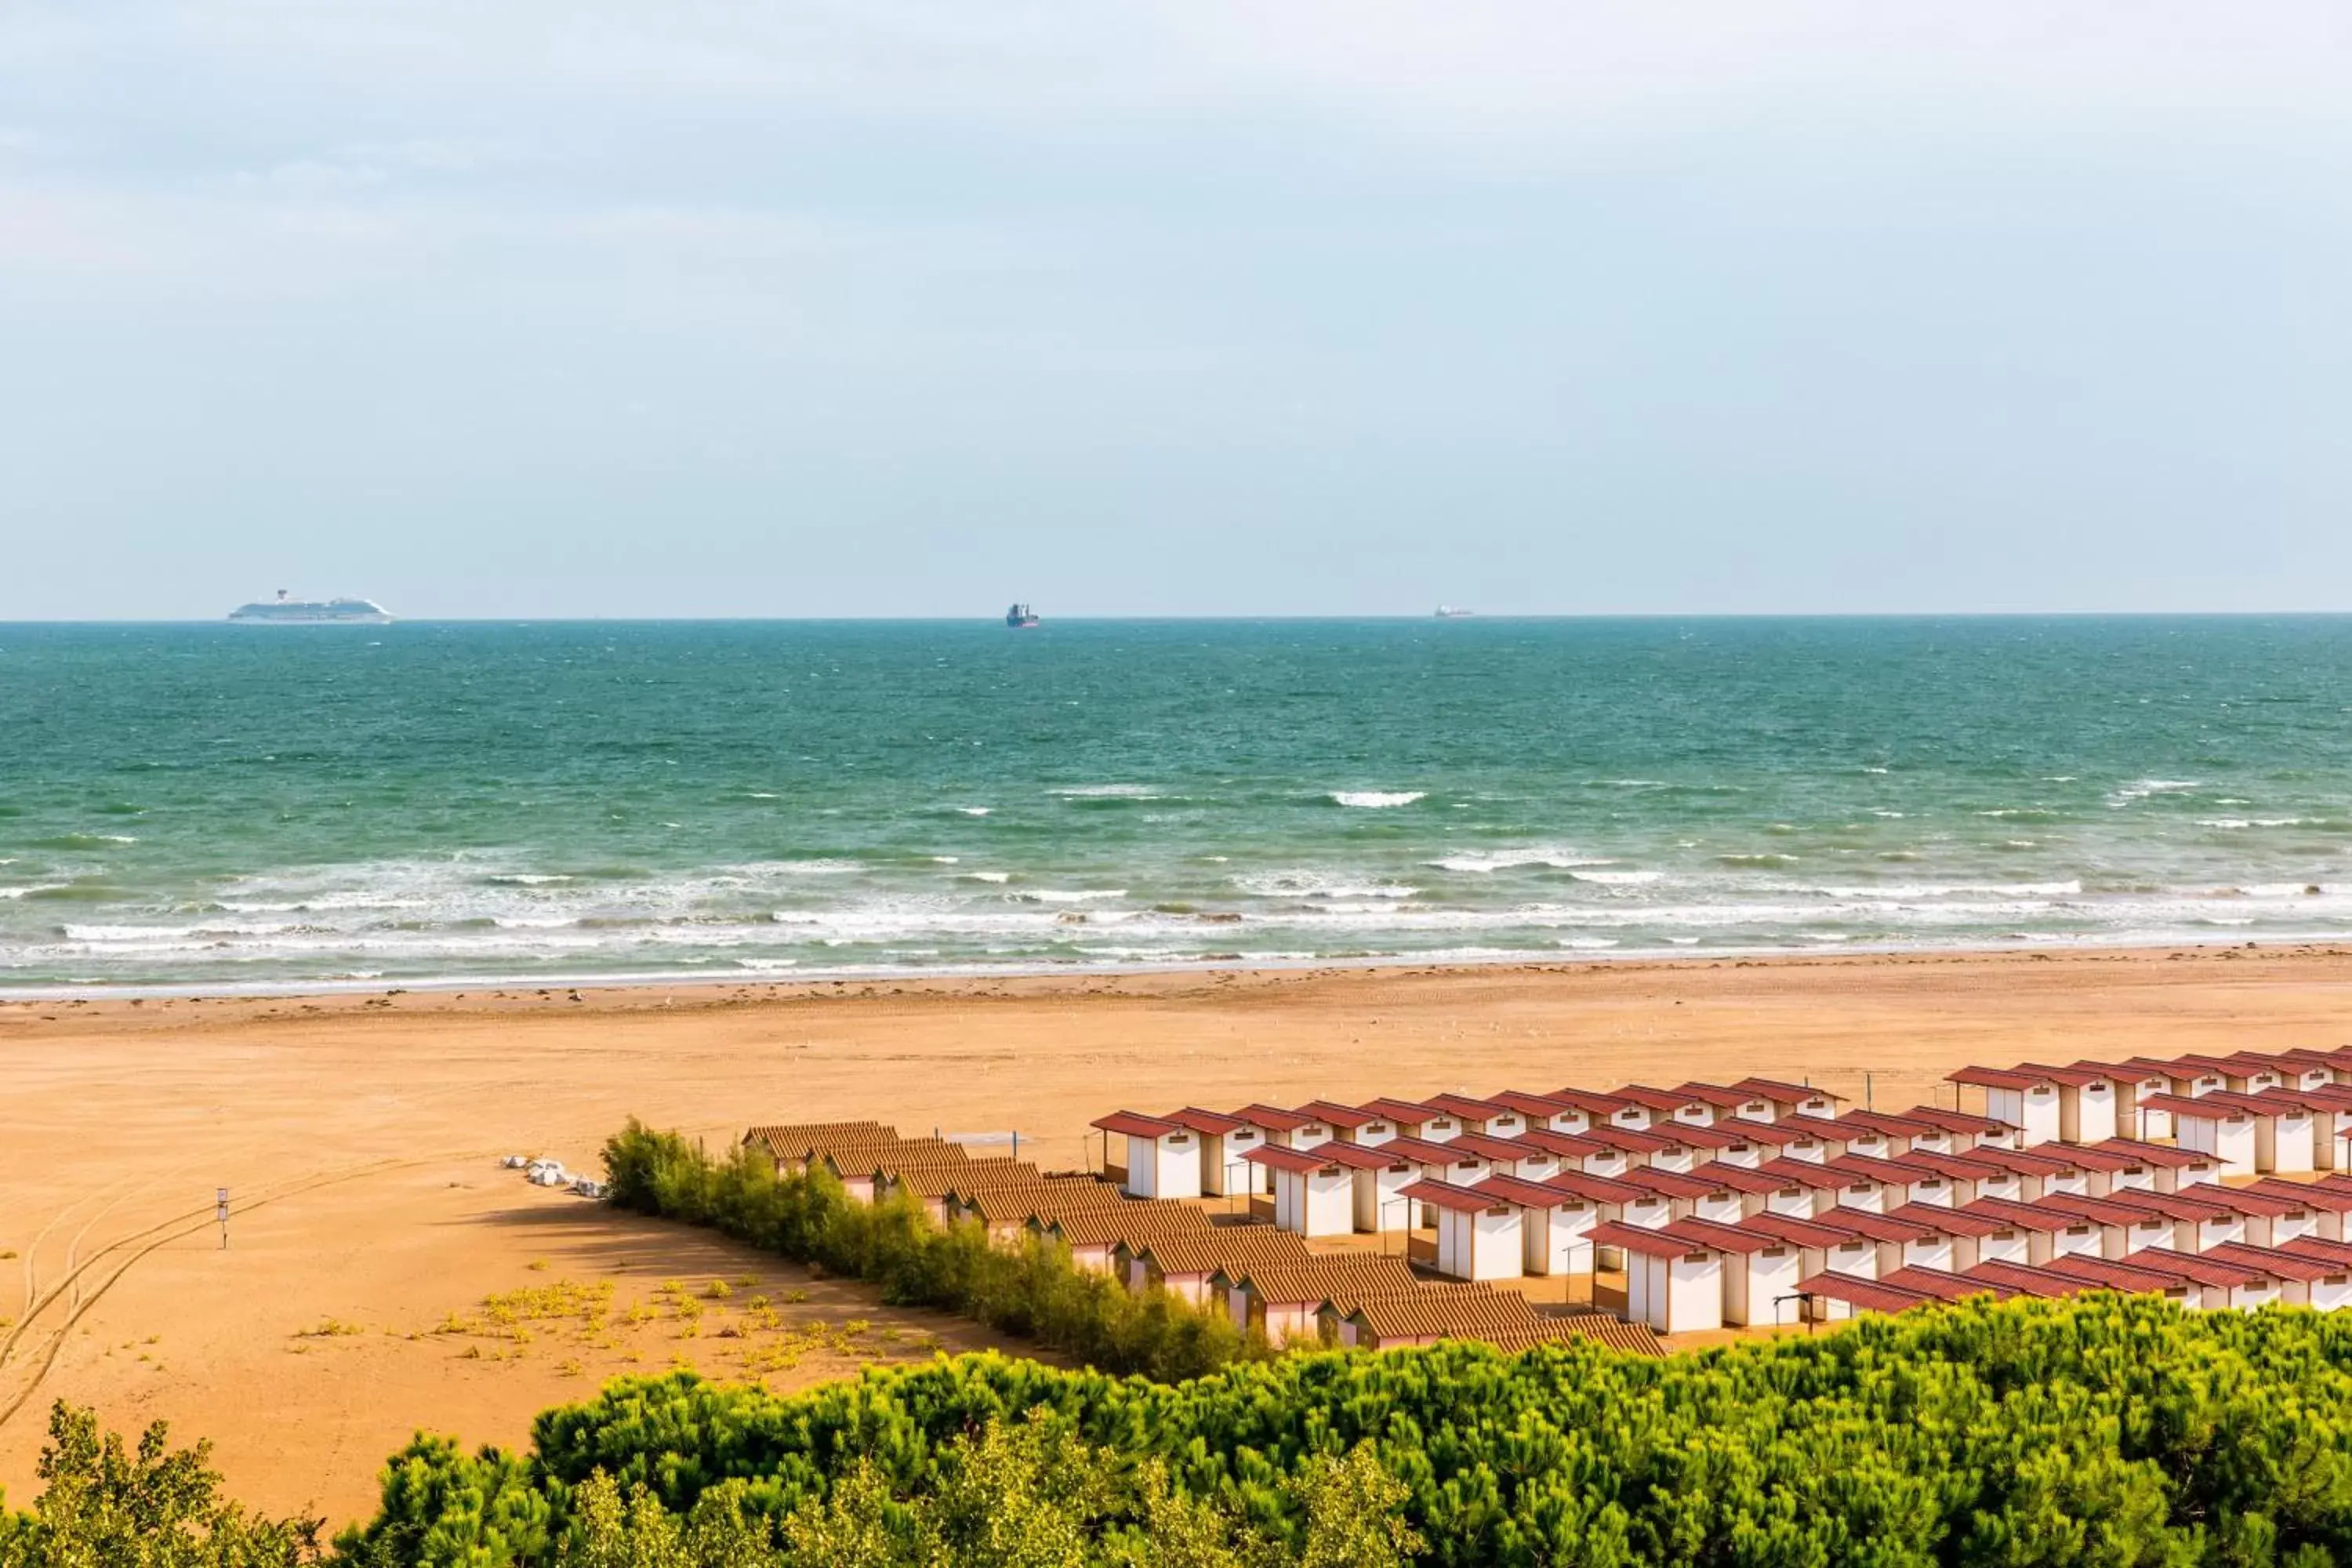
[0,1402,322,1566]
[598,1120,1255,1381]
[340,1290,2352,1566]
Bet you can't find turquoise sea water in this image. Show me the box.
[5,618,2352,993]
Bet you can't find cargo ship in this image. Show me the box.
[229,590,394,624]
[1005,602,1040,628]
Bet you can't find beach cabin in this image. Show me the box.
[1542,1171,1643,1269]
[2041,1253,2199,1308]
[2247,1178,2352,1243]
[1515,1127,1635,1178]
[1739,1159,1827,1218]
[1421,1093,1528,1138]
[2271,1051,2343,1093]
[1882,1203,2003,1274]
[2016,1063,2120,1144]
[1729,1077,1846,1121]
[2279,1236,2352,1308]
[1314,1140,1421,1233]
[2235,1091,2321,1175]
[1221,1258,1416,1346]
[1091,1112,1204,1200]
[1041,1207,1211,1274]
[1489,1090,1583,1132]
[2150,1094,2259,1177]
[1402,1178,1524,1282]
[2190,1052,2287,1095]
[1815,1207,1947,1279]
[1613,1084,1721,1128]
[2205,1243,2337,1308]
[1820,1112,1923,1162]
[1953,1199,2085,1267]
[2096,1059,2181,1140]
[1445,1132,1561,1181]
[1674,1217,1804,1326]
[1244,1144,1355,1237]
[1294,1100,1385,1145]
[1899,1105,2019,1151]
[2161,1057,2233,1099]
[1702,1118,1809,1167]
[1683,1160,1800,1219]
[2103,1187,2248,1254]
[1613,1166,1746,1225]
[1125,1231,1312,1305]
[1457,1174,1594,1276]
[1331,1289,1541,1351]
[1579,1121,1689,1171]
[1376,1135,1497,1212]
[1225,1105,1313,1194]
[2087,1138,2216,1192]
[2288,1086,2352,1169]
[1357,1097,1464,1144]
[1669,1082,1762,1125]
[1590,1221,1727,1334]
[2034,1192,2176,1260]
[1739,1210,1880,1319]
[2135,1248,2282,1312]
[2194,1184,2309,1248]
[1160,1109,1247,1196]
[1817,1153,1951,1212]
[1948,1065,2064,1145]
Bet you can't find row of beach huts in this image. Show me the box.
[744,1119,1661,1354]
[1087,1047,2352,1334]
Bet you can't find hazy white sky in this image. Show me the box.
[5,2,2350,617]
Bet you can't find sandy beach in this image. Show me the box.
[6,941,2352,1524]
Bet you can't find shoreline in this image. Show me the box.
[5,929,2349,1007]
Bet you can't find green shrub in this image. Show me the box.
[347,1292,2352,1567]
[597,1120,1256,1383]
[0,1402,322,1566]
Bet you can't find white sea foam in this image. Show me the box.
[1235,871,1417,899]
[932,856,960,863]
[0,884,67,899]
[1817,880,2084,899]
[486,873,573,886]
[1048,784,1160,799]
[1019,888,1129,903]
[2198,818,2312,829]
[958,807,992,815]
[1571,869,1664,887]
[962,871,1012,884]
[1425,848,1607,873]
[1330,791,1425,808]
[2109,779,2199,807]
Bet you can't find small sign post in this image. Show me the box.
[216,1187,230,1250]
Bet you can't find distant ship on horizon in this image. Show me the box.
[1434,605,1474,619]
[229,590,394,625]
[1005,602,1040,628]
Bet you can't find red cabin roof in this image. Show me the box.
[1399,1178,1505,1214]
[1293,1099,1379,1129]
[1091,1110,1180,1139]
[1961,1259,2074,1298]
[1947,1065,2056,1092]
[1243,1143,1339,1175]
[1229,1103,1314,1133]
[1795,1272,1937,1312]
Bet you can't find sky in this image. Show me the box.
[3,2,2350,619]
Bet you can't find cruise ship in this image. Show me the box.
[228,590,394,625]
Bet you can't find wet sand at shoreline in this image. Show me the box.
[6,941,2352,1523]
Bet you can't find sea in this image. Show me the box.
[5,617,2352,996]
